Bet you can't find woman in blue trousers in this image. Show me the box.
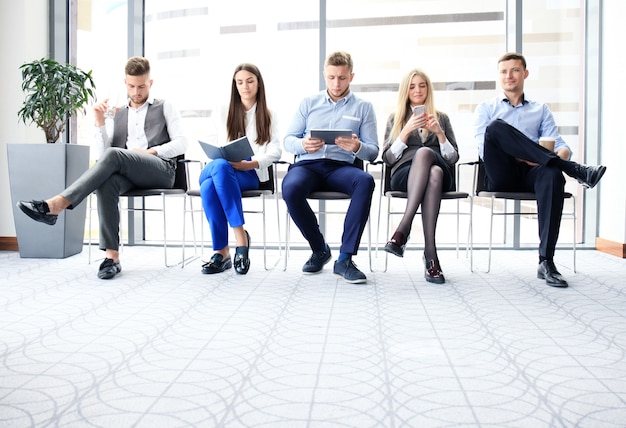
[199,64,281,274]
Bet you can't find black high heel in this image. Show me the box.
[234,230,251,274]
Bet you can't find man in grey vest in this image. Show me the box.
[17,56,189,279]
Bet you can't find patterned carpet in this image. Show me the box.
[1,246,625,427]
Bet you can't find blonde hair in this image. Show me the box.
[389,68,439,141]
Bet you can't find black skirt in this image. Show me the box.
[390,148,455,192]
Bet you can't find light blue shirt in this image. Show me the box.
[283,91,379,163]
[473,92,571,159]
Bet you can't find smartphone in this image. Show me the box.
[413,105,425,116]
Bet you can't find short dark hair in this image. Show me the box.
[125,56,151,76]
[325,51,353,73]
[498,52,527,70]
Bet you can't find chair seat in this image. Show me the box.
[308,191,351,200]
[122,188,186,197]
[242,189,273,198]
[477,191,573,200]
[386,190,470,200]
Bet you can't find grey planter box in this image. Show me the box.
[7,144,90,258]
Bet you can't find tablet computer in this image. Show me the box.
[310,129,352,144]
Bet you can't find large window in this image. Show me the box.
[75,0,590,251]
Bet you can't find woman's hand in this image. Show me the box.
[400,112,427,142]
[230,160,258,171]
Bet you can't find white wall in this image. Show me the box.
[598,1,626,245]
[0,1,49,237]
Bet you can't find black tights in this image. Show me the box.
[395,149,444,261]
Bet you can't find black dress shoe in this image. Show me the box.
[202,253,232,274]
[537,260,568,287]
[98,258,122,280]
[384,231,407,258]
[234,230,251,275]
[17,200,58,225]
[423,255,445,284]
[574,164,606,189]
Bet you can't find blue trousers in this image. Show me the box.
[199,159,258,250]
[282,159,375,255]
[483,119,565,259]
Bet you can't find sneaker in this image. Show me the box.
[97,258,122,280]
[302,244,332,273]
[333,259,367,284]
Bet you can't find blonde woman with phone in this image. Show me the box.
[381,68,459,284]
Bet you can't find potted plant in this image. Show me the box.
[17,58,96,143]
[8,58,97,258]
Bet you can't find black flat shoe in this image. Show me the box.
[97,258,121,280]
[234,230,251,275]
[202,253,232,274]
[537,260,568,287]
[574,164,606,189]
[384,231,407,258]
[17,200,58,225]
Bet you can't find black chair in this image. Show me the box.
[120,155,188,267]
[470,159,576,273]
[181,162,282,270]
[282,158,373,272]
[375,160,472,272]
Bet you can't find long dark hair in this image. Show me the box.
[226,63,272,145]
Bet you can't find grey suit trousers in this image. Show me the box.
[60,147,176,251]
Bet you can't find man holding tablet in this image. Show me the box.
[282,51,378,284]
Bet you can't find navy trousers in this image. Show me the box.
[483,119,565,259]
[282,159,375,255]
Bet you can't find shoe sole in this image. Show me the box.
[333,273,367,284]
[383,244,404,258]
[537,272,568,287]
[202,262,232,274]
[98,268,121,280]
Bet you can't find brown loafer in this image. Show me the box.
[384,231,407,258]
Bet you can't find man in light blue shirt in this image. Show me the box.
[283,51,378,284]
[473,52,606,287]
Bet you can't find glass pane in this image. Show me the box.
[144,0,321,247]
[326,0,506,247]
[77,0,129,159]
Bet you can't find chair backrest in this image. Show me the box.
[475,160,487,194]
[257,164,275,192]
[173,154,188,191]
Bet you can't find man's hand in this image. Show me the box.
[302,136,325,154]
[93,98,110,127]
[335,134,361,153]
[131,147,158,156]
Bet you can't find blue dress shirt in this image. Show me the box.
[473,92,571,159]
[283,91,379,163]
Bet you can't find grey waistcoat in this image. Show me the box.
[111,99,171,151]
